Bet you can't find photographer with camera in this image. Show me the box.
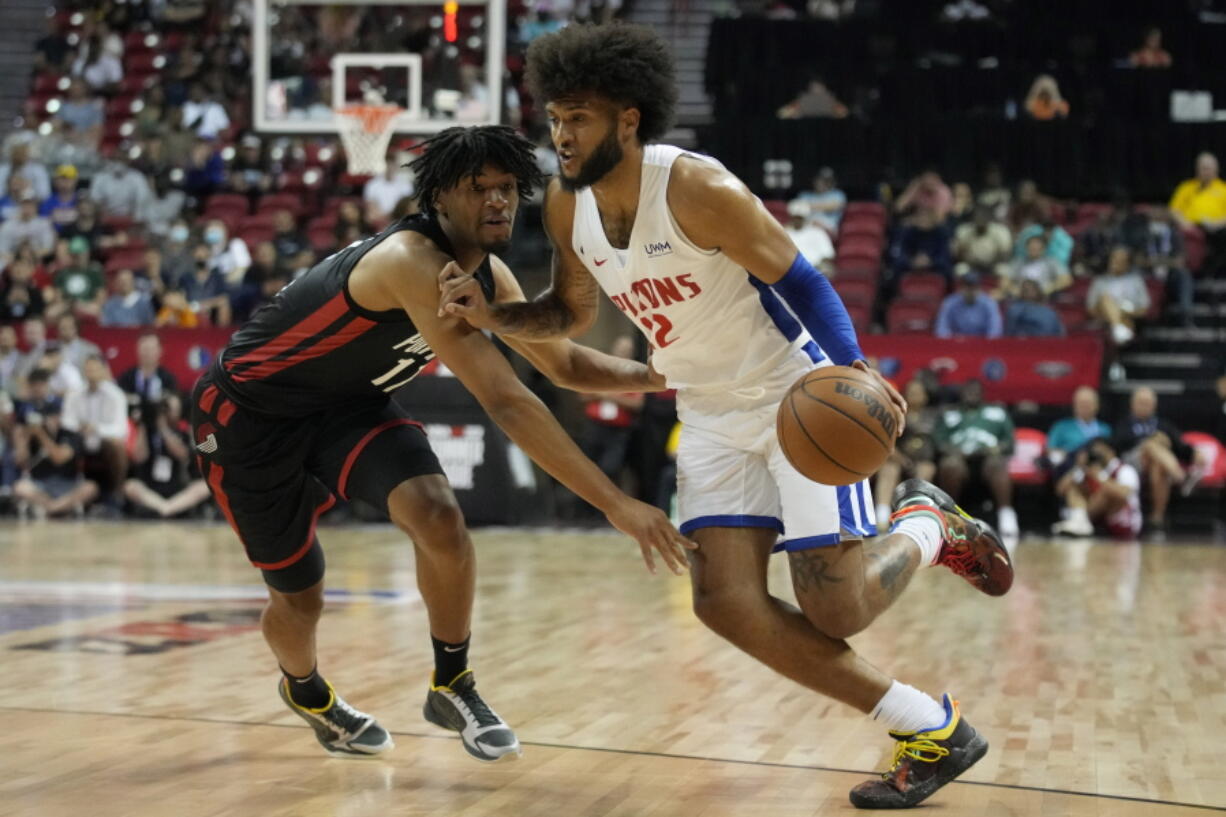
[123,391,210,518]
[1051,438,1142,538]
[12,397,98,518]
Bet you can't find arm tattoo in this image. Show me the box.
[490,262,600,340]
[788,549,843,595]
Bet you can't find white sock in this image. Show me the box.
[998,505,1019,533]
[871,681,948,733]
[890,512,944,566]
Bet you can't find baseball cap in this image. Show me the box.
[55,164,78,179]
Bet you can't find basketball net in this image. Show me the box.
[335,104,402,175]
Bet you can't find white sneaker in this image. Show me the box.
[1111,323,1134,345]
[1181,466,1205,497]
[424,670,521,763]
[997,506,1020,539]
[1052,516,1094,536]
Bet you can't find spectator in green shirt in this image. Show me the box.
[934,379,1019,538]
[49,235,105,320]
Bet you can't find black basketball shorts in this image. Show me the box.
[190,373,443,593]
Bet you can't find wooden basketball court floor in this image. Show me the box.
[0,521,1223,817]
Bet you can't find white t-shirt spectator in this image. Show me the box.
[90,166,154,221]
[0,214,57,258]
[784,222,835,267]
[62,379,129,443]
[363,172,415,220]
[182,99,231,140]
[211,237,252,284]
[73,53,123,90]
[0,162,52,201]
[1087,272,1150,314]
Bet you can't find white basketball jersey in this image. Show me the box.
[571,144,824,394]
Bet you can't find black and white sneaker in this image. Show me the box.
[423,670,522,762]
[278,678,394,758]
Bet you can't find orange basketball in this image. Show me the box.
[776,366,899,486]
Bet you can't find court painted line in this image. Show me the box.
[0,580,420,605]
[0,705,1218,813]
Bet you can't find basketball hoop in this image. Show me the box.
[335,104,402,175]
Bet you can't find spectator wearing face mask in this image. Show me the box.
[200,220,251,285]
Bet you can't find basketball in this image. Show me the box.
[776,366,900,485]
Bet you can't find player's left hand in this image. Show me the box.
[437,261,499,330]
[851,359,907,437]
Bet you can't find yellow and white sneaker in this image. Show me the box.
[423,670,521,763]
[278,678,394,758]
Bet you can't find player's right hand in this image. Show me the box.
[604,497,697,576]
[437,261,498,330]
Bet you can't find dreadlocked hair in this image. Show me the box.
[526,23,678,144]
[406,125,544,217]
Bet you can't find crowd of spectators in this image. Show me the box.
[872,375,1210,542]
[782,148,1221,343]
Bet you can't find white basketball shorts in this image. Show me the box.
[674,353,877,552]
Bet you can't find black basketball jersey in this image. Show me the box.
[212,214,496,416]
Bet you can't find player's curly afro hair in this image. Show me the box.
[407,125,544,217]
[526,23,678,144]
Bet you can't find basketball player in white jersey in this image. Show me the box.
[439,25,1014,808]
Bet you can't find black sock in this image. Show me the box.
[431,634,470,686]
[282,666,331,709]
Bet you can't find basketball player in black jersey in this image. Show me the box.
[191,126,692,762]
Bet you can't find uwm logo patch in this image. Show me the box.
[644,240,673,258]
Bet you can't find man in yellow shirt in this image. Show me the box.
[1170,152,1226,273]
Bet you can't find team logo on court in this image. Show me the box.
[644,240,673,258]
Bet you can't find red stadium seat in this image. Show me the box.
[832,266,880,286]
[239,226,277,246]
[1182,226,1206,272]
[307,213,338,232]
[833,278,876,307]
[838,218,885,241]
[1144,278,1165,320]
[763,199,790,223]
[309,228,337,254]
[896,271,947,302]
[256,193,303,217]
[1183,432,1226,488]
[836,235,883,256]
[844,302,872,334]
[1055,302,1092,333]
[101,214,135,233]
[124,52,163,75]
[31,73,64,94]
[204,193,250,214]
[844,201,886,223]
[1053,276,1092,305]
[120,74,155,95]
[886,300,936,334]
[1008,428,1049,485]
[104,250,148,275]
[241,212,279,231]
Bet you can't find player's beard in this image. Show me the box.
[558,126,623,192]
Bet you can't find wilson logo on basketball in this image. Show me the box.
[834,381,897,438]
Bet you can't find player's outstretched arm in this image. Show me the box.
[439,180,598,340]
[358,241,693,573]
[485,257,666,394]
[668,159,907,429]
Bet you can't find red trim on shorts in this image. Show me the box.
[231,316,377,383]
[206,462,244,545]
[225,292,350,371]
[217,399,236,427]
[250,495,337,570]
[198,384,220,414]
[337,418,424,500]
